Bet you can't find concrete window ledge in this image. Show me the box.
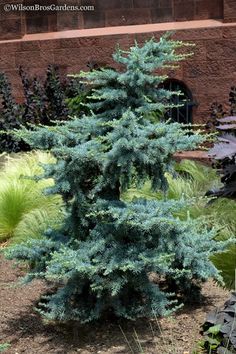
[0,19,236,43]
[174,151,211,165]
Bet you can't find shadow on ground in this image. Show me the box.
[0,255,229,354]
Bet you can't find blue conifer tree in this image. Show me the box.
[7,35,226,323]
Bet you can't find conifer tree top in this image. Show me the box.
[76,33,192,120]
[19,34,202,195]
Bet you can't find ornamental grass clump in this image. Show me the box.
[6,34,228,323]
[123,159,236,290]
[0,151,63,244]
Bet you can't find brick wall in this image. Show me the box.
[24,0,58,34]
[174,0,223,21]
[0,0,24,40]
[0,0,225,40]
[1,22,236,124]
[224,0,236,22]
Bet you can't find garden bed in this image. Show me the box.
[0,255,229,354]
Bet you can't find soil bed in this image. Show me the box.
[0,255,229,354]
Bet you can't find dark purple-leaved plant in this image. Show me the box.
[206,102,226,131]
[0,65,87,153]
[208,116,236,198]
[201,292,236,353]
[0,72,28,152]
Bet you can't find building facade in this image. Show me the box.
[0,0,236,122]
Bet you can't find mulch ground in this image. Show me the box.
[0,255,229,354]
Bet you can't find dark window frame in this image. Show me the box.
[161,79,197,124]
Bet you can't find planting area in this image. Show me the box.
[0,34,236,354]
[0,255,229,354]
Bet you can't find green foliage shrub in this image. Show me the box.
[0,151,63,244]
[124,159,236,290]
[6,35,227,324]
[122,159,220,201]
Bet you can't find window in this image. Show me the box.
[161,79,196,124]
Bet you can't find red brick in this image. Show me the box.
[1,21,236,126]
[0,3,23,20]
[195,0,223,20]
[133,0,160,8]
[174,151,210,164]
[25,16,49,34]
[80,0,95,6]
[166,66,184,82]
[83,11,105,29]
[95,0,133,9]
[159,0,172,7]
[23,0,57,16]
[75,46,115,67]
[183,61,206,79]
[0,54,16,70]
[0,18,23,40]
[151,7,173,23]
[57,12,79,31]
[57,0,81,5]
[39,39,61,50]
[174,0,195,21]
[206,39,236,60]
[1,69,21,85]
[0,42,21,55]
[134,33,156,43]
[172,27,223,41]
[222,27,236,39]
[53,48,82,66]
[22,67,47,79]
[15,50,54,67]
[20,40,41,51]
[105,9,151,27]
[0,0,227,37]
[188,41,207,62]
[59,37,96,48]
[224,0,236,22]
[48,14,58,32]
